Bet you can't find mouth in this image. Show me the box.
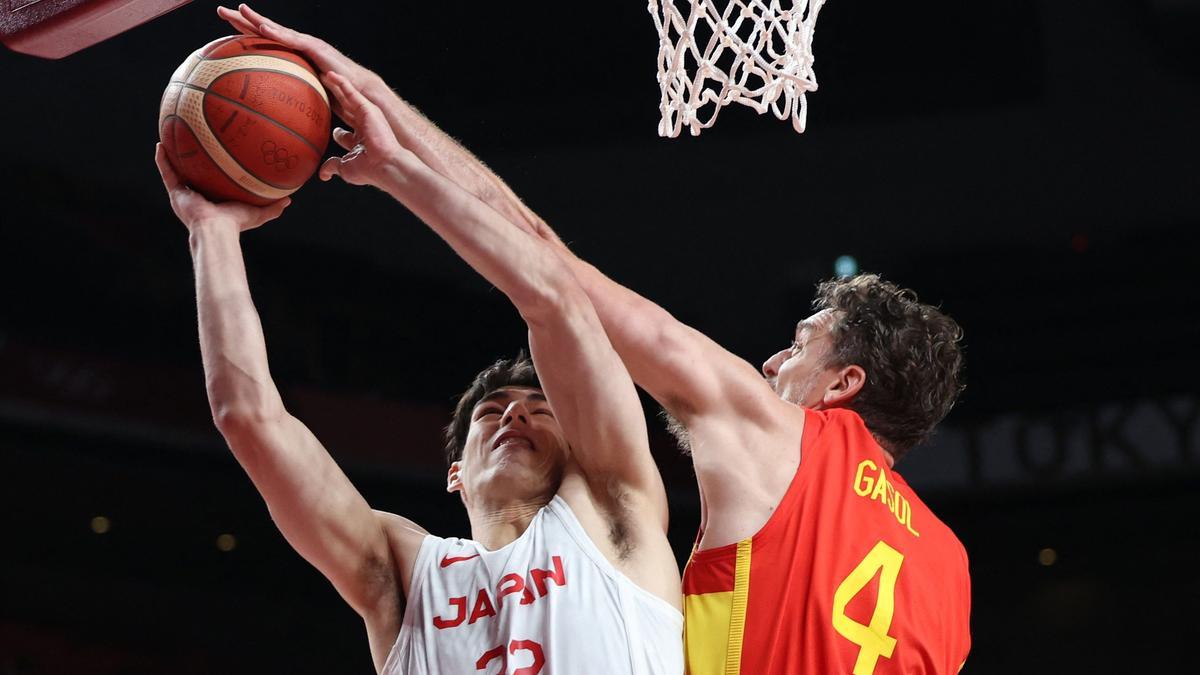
[492,429,534,453]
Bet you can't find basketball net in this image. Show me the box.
[648,0,828,137]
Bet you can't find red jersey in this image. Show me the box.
[683,408,971,674]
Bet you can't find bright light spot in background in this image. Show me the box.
[1038,547,1058,566]
[90,516,111,534]
[834,255,859,278]
[216,533,237,552]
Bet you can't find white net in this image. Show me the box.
[648,0,829,137]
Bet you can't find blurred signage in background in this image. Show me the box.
[906,397,1199,490]
[0,338,450,472]
[2,336,1196,491]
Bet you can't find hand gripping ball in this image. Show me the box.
[159,36,331,205]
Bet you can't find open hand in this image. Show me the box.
[155,144,290,232]
[216,3,381,121]
[318,72,410,188]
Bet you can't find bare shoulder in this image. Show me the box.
[375,509,431,539]
[689,400,807,549]
[688,394,805,471]
[372,510,430,597]
[356,511,429,666]
[375,509,430,553]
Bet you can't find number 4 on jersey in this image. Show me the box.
[832,541,905,675]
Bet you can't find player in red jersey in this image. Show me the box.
[215,6,971,672]
[562,276,970,675]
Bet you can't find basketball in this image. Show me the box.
[158,36,330,206]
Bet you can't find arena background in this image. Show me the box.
[2,1,1198,672]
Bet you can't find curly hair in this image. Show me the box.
[444,352,541,464]
[814,274,964,460]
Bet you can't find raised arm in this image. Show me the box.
[155,146,423,668]
[216,9,697,401]
[317,73,669,522]
[218,3,786,439]
[566,254,784,422]
[218,3,542,235]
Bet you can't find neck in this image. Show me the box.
[868,432,897,468]
[466,496,551,550]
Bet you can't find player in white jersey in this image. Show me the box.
[153,7,685,673]
[376,355,682,675]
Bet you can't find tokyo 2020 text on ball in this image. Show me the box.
[158,35,331,205]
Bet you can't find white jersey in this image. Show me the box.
[382,495,683,675]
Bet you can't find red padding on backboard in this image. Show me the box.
[1,0,191,59]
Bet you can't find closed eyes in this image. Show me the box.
[474,406,554,420]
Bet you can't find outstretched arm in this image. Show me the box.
[217,9,681,391]
[155,146,423,668]
[219,2,785,440]
[317,74,669,524]
[218,3,542,234]
[560,252,783,425]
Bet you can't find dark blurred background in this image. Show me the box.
[2,0,1199,672]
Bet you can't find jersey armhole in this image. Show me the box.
[380,534,436,674]
[692,407,827,557]
[547,496,683,620]
[759,407,826,534]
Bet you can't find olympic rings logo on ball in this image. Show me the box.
[261,141,298,172]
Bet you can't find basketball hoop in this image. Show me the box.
[647,0,829,137]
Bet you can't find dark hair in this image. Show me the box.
[444,352,541,464]
[814,274,964,460]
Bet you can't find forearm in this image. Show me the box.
[566,258,703,410]
[380,152,575,316]
[158,134,405,618]
[557,252,773,425]
[375,142,708,415]
[189,222,284,421]
[368,84,543,237]
[378,127,755,423]
[188,221,403,615]
[378,149,667,502]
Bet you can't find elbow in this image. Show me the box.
[210,401,281,441]
[206,370,284,439]
[513,262,590,325]
[646,314,694,363]
[516,281,591,329]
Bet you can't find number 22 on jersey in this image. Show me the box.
[832,541,904,675]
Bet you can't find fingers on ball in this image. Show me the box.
[217,7,256,35]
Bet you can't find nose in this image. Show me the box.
[502,400,530,427]
[762,348,787,378]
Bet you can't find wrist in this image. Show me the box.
[187,218,240,251]
[359,73,389,100]
[378,148,425,197]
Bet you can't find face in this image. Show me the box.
[448,386,570,505]
[762,309,843,407]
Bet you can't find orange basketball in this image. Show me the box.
[158,36,331,206]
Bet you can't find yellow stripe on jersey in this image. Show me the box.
[686,591,733,674]
[684,538,753,675]
[725,539,752,674]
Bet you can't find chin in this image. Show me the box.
[487,460,558,491]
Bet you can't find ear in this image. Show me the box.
[822,364,866,407]
[446,461,464,494]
